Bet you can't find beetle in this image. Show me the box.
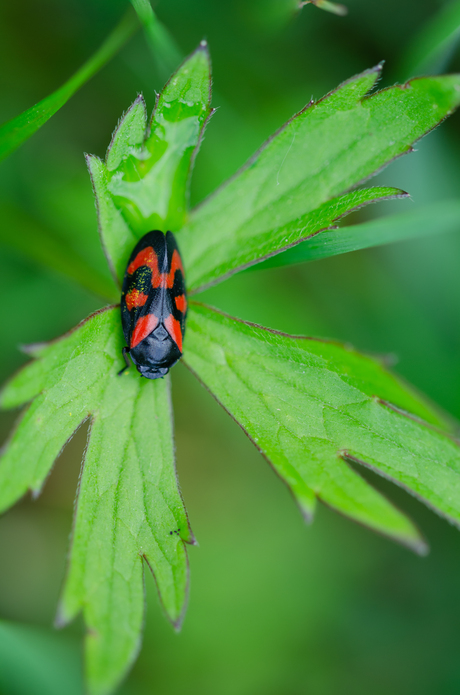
[119,230,187,379]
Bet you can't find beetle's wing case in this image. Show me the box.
[120,230,187,377]
[120,231,166,347]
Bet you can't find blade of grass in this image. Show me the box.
[130,0,182,79]
[251,199,460,271]
[0,9,138,163]
[400,0,460,78]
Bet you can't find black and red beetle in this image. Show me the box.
[119,230,187,379]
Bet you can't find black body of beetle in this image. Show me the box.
[119,230,187,379]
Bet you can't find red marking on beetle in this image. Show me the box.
[128,247,184,290]
[164,314,183,352]
[131,313,159,348]
[164,250,184,289]
[128,247,161,286]
[125,289,149,311]
[175,294,187,313]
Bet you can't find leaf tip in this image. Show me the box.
[105,93,148,168]
[411,537,430,557]
[393,525,429,556]
[188,39,212,81]
[299,503,315,525]
[85,152,104,172]
[187,530,199,546]
[366,61,385,84]
[18,341,46,357]
[375,351,400,369]
[54,602,70,629]
[172,612,185,633]
[30,486,42,501]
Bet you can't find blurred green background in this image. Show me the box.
[1,0,460,693]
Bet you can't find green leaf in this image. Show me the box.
[252,199,460,271]
[0,10,138,164]
[187,186,407,289]
[3,43,460,695]
[0,307,193,695]
[89,44,212,285]
[177,68,460,293]
[131,0,182,79]
[183,303,460,552]
[400,0,460,78]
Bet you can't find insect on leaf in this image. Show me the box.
[2,44,460,695]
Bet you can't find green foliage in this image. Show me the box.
[88,45,212,285]
[0,10,138,163]
[177,67,460,292]
[184,303,460,552]
[0,308,192,695]
[2,42,460,695]
[253,199,460,270]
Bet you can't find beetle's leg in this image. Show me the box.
[118,347,131,376]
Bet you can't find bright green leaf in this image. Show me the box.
[400,0,460,78]
[252,199,460,271]
[184,303,460,552]
[0,307,193,695]
[177,68,460,293]
[89,44,212,285]
[0,10,138,164]
[185,186,407,290]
